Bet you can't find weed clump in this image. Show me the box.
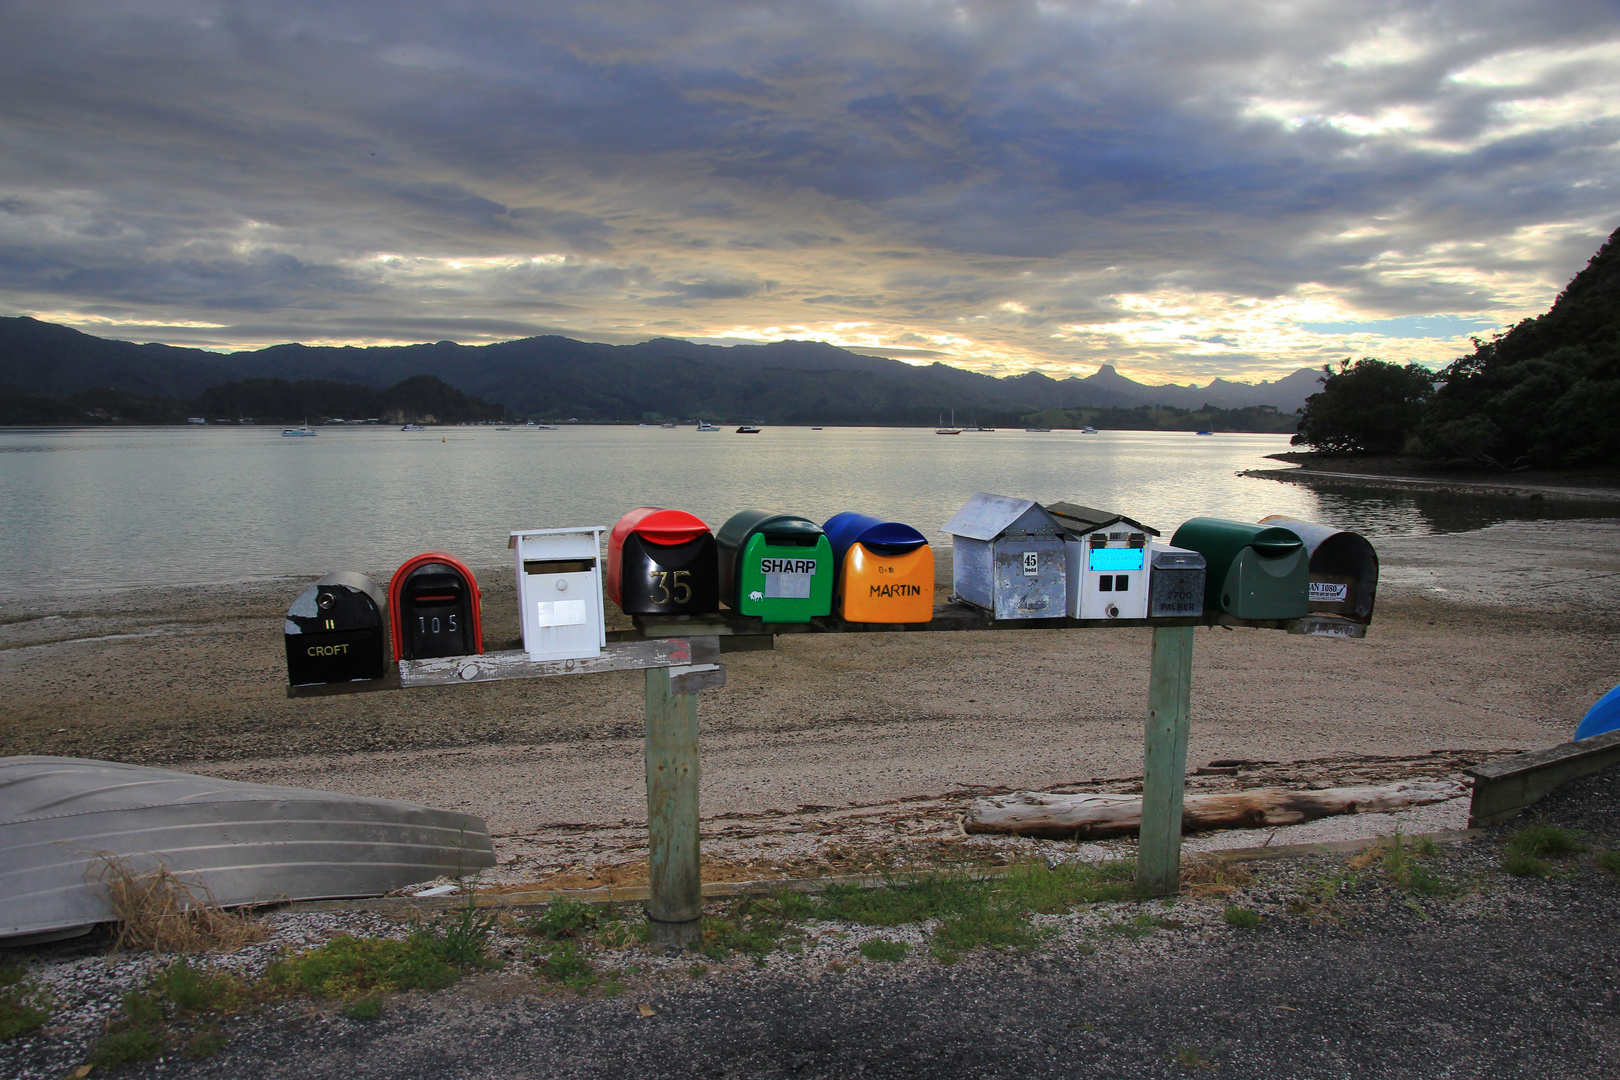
[269,933,460,998]
[1222,906,1261,929]
[1598,850,1620,876]
[97,855,265,953]
[858,938,911,962]
[88,961,247,1066]
[1502,824,1587,877]
[0,964,52,1040]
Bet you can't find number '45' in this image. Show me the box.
[650,570,692,605]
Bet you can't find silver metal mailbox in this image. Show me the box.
[1258,516,1378,623]
[941,492,1068,619]
[1148,543,1207,617]
[1048,501,1159,620]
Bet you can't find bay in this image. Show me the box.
[0,424,1592,600]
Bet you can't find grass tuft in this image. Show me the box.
[523,898,597,941]
[0,964,52,1041]
[342,997,383,1021]
[857,938,911,962]
[1222,905,1261,929]
[1506,825,1586,859]
[182,1026,227,1059]
[96,854,265,954]
[1175,1044,1214,1069]
[531,941,597,990]
[1598,850,1620,876]
[267,933,461,999]
[1502,852,1552,878]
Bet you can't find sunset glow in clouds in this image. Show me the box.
[1,1,1616,383]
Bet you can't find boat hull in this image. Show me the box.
[0,757,496,942]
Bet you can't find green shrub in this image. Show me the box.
[268,933,460,999]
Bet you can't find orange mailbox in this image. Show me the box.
[823,512,934,623]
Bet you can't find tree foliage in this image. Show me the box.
[1292,358,1435,454]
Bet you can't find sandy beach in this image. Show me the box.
[4,517,1618,884]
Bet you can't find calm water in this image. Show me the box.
[0,425,1599,599]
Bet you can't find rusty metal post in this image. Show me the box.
[1137,625,1194,896]
[644,664,703,947]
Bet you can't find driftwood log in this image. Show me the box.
[964,780,1467,840]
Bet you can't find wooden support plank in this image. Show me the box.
[1137,625,1194,896]
[645,665,703,947]
[398,638,719,688]
[633,607,1358,638]
[1465,727,1620,826]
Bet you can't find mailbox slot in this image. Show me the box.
[284,571,388,685]
[824,512,934,623]
[511,527,607,662]
[607,507,720,616]
[389,552,483,661]
[1148,544,1207,617]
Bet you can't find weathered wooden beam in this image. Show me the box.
[967,779,1467,839]
[632,607,1361,638]
[1465,728,1620,826]
[1137,625,1194,895]
[397,637,720,689]
[645,665,703,947]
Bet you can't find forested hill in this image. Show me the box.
[0,318,1318,426]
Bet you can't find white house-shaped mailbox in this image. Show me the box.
[941,493,1068,619]
[1047,501,1160,620]
[510,526,607,662]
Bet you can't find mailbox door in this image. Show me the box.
[1148,546,1206,617]
[839,542,934,622]
[735,533,834,621]
[990,536,1067,619]
[284,575,387,685]
[618,533,720,616]
[1221,548,1310,619]
[519,559,604,661]
[396,567,479,659]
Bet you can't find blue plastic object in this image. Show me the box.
[823,512,928,562]
[1574,682,1620,741]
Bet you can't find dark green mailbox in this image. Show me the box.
[716,509,834,622]
[1169,518,1309,620]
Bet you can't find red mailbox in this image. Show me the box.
[607,507,720,616]
[388,552,484,661]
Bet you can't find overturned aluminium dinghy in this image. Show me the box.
[0,757,496,945]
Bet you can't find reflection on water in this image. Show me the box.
[0,425,1612,598]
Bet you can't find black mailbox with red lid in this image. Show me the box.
[284,571,388,685]
[388,552,484,661]
[607,507,720,616]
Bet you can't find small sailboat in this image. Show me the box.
[936,409,962,435]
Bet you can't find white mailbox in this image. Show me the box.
[510,526,607,662]
[1048,502,1159,620]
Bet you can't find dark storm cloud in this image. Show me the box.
[0,0,1617,376]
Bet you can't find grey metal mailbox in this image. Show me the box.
[1259,516,1379,623]
[1148,544,1207,617]
[941,492,1068,619]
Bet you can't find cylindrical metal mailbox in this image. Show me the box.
[715,509,834,622]
[1169,518,1309,620]
[284,571,388,685]
[1258,517,1379,623]
[388,553,483,661]
[607,507,720,616]
[823,512,934,623]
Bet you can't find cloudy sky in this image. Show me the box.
[2,0,1616,384]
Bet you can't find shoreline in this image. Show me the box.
[1244,453,1620,503]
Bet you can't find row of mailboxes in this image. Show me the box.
[284,502,1379,684]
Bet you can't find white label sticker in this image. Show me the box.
[535,599,587,627]
[1022,551,1039,576]
[1309,582,1349,602]
[764,572,812,599]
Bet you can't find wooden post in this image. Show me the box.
[644,665,702,947]
[1136,625,1194,896]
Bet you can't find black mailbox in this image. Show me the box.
[389,552,484,660]
[284,571,387,685]
[606,507,720,616]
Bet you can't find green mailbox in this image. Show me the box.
[716,509,834,622]
[1169,518,1309,620]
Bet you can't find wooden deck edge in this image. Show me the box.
[1463,729,1620,826]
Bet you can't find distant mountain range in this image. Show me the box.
[0,317,1322,424]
